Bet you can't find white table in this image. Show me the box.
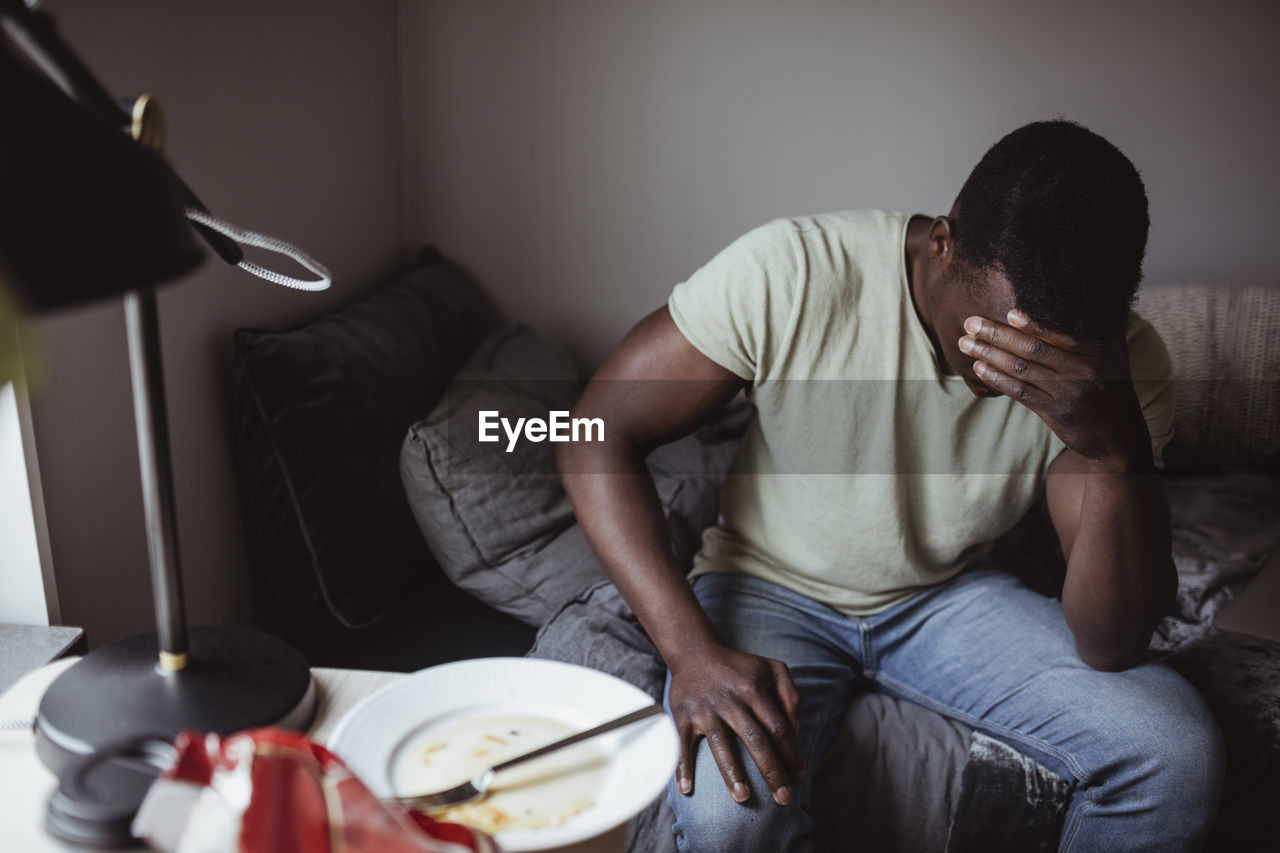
[0,659,625,852]
[0,625,84,695]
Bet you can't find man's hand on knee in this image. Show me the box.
[667,644,806,806]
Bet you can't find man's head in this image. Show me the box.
[951,119,1150,342]
[918,120,1150,396]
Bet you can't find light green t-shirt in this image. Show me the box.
[668,209,1174,616]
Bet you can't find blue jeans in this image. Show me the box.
[663,569,1224,852]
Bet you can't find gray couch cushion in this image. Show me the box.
[814,691,975,853]
[1135,286,1280,471]
[400,325,736,627]
[528,581,677,853]
[400,325,587,625]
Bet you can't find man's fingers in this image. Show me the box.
[964,316,1072,371]
[959,333,1056,391]
[745,692,806,789]
[676,725,695,796]
[1004,310,1090,352]
[704,724,752,804]
[768,661,807,782]
[722,707,793,806]
[667,652,806,807]
[770,660,802,735]
[973,360,1051,412]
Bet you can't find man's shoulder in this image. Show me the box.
[1125,308,1173,382]
[788,209,909,242]
[783,210,910,300]
[736,208,906,238]
[792,208,904,227]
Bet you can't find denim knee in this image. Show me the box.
[668,791,809,853]
[1090,675,1225,835]
[1134,698,1224,823]
[666,768,812,853]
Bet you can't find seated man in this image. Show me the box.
[556,120,1224,852]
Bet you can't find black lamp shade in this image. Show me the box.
[0,44,204,313]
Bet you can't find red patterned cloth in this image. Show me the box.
[133,727,499,853]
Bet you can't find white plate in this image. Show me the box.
[326,657,677,851]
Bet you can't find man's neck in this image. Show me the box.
[903,214,949,373]
[904,215,930,326]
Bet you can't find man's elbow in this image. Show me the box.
[554,407,639,477]
[1068,560,1178,673]
[1070,612,1163,672]
[1076,642,1149,673]
[554,429,598,478]
[1066,612,1159,672]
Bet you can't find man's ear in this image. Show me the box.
[928,215,956,266]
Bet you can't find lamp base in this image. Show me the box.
[35,625,317,776]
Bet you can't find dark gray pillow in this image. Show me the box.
[399,325,737,626]
[232,247,498,628]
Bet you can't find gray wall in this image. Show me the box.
[25,1,404,646]
[400,0,1280,366]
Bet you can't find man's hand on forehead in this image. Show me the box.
[962,311,1094,384]
[957,310,1150,467]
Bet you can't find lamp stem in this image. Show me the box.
[123,288,189,669]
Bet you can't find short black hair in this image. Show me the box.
[952,119,1149,341]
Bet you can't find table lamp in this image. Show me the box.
[0,0,318,778]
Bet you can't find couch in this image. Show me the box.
[231,247,1280,851]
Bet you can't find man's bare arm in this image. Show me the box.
[960,310,1176,671]
[556,306,805,805]
[1045,448,1176,670]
